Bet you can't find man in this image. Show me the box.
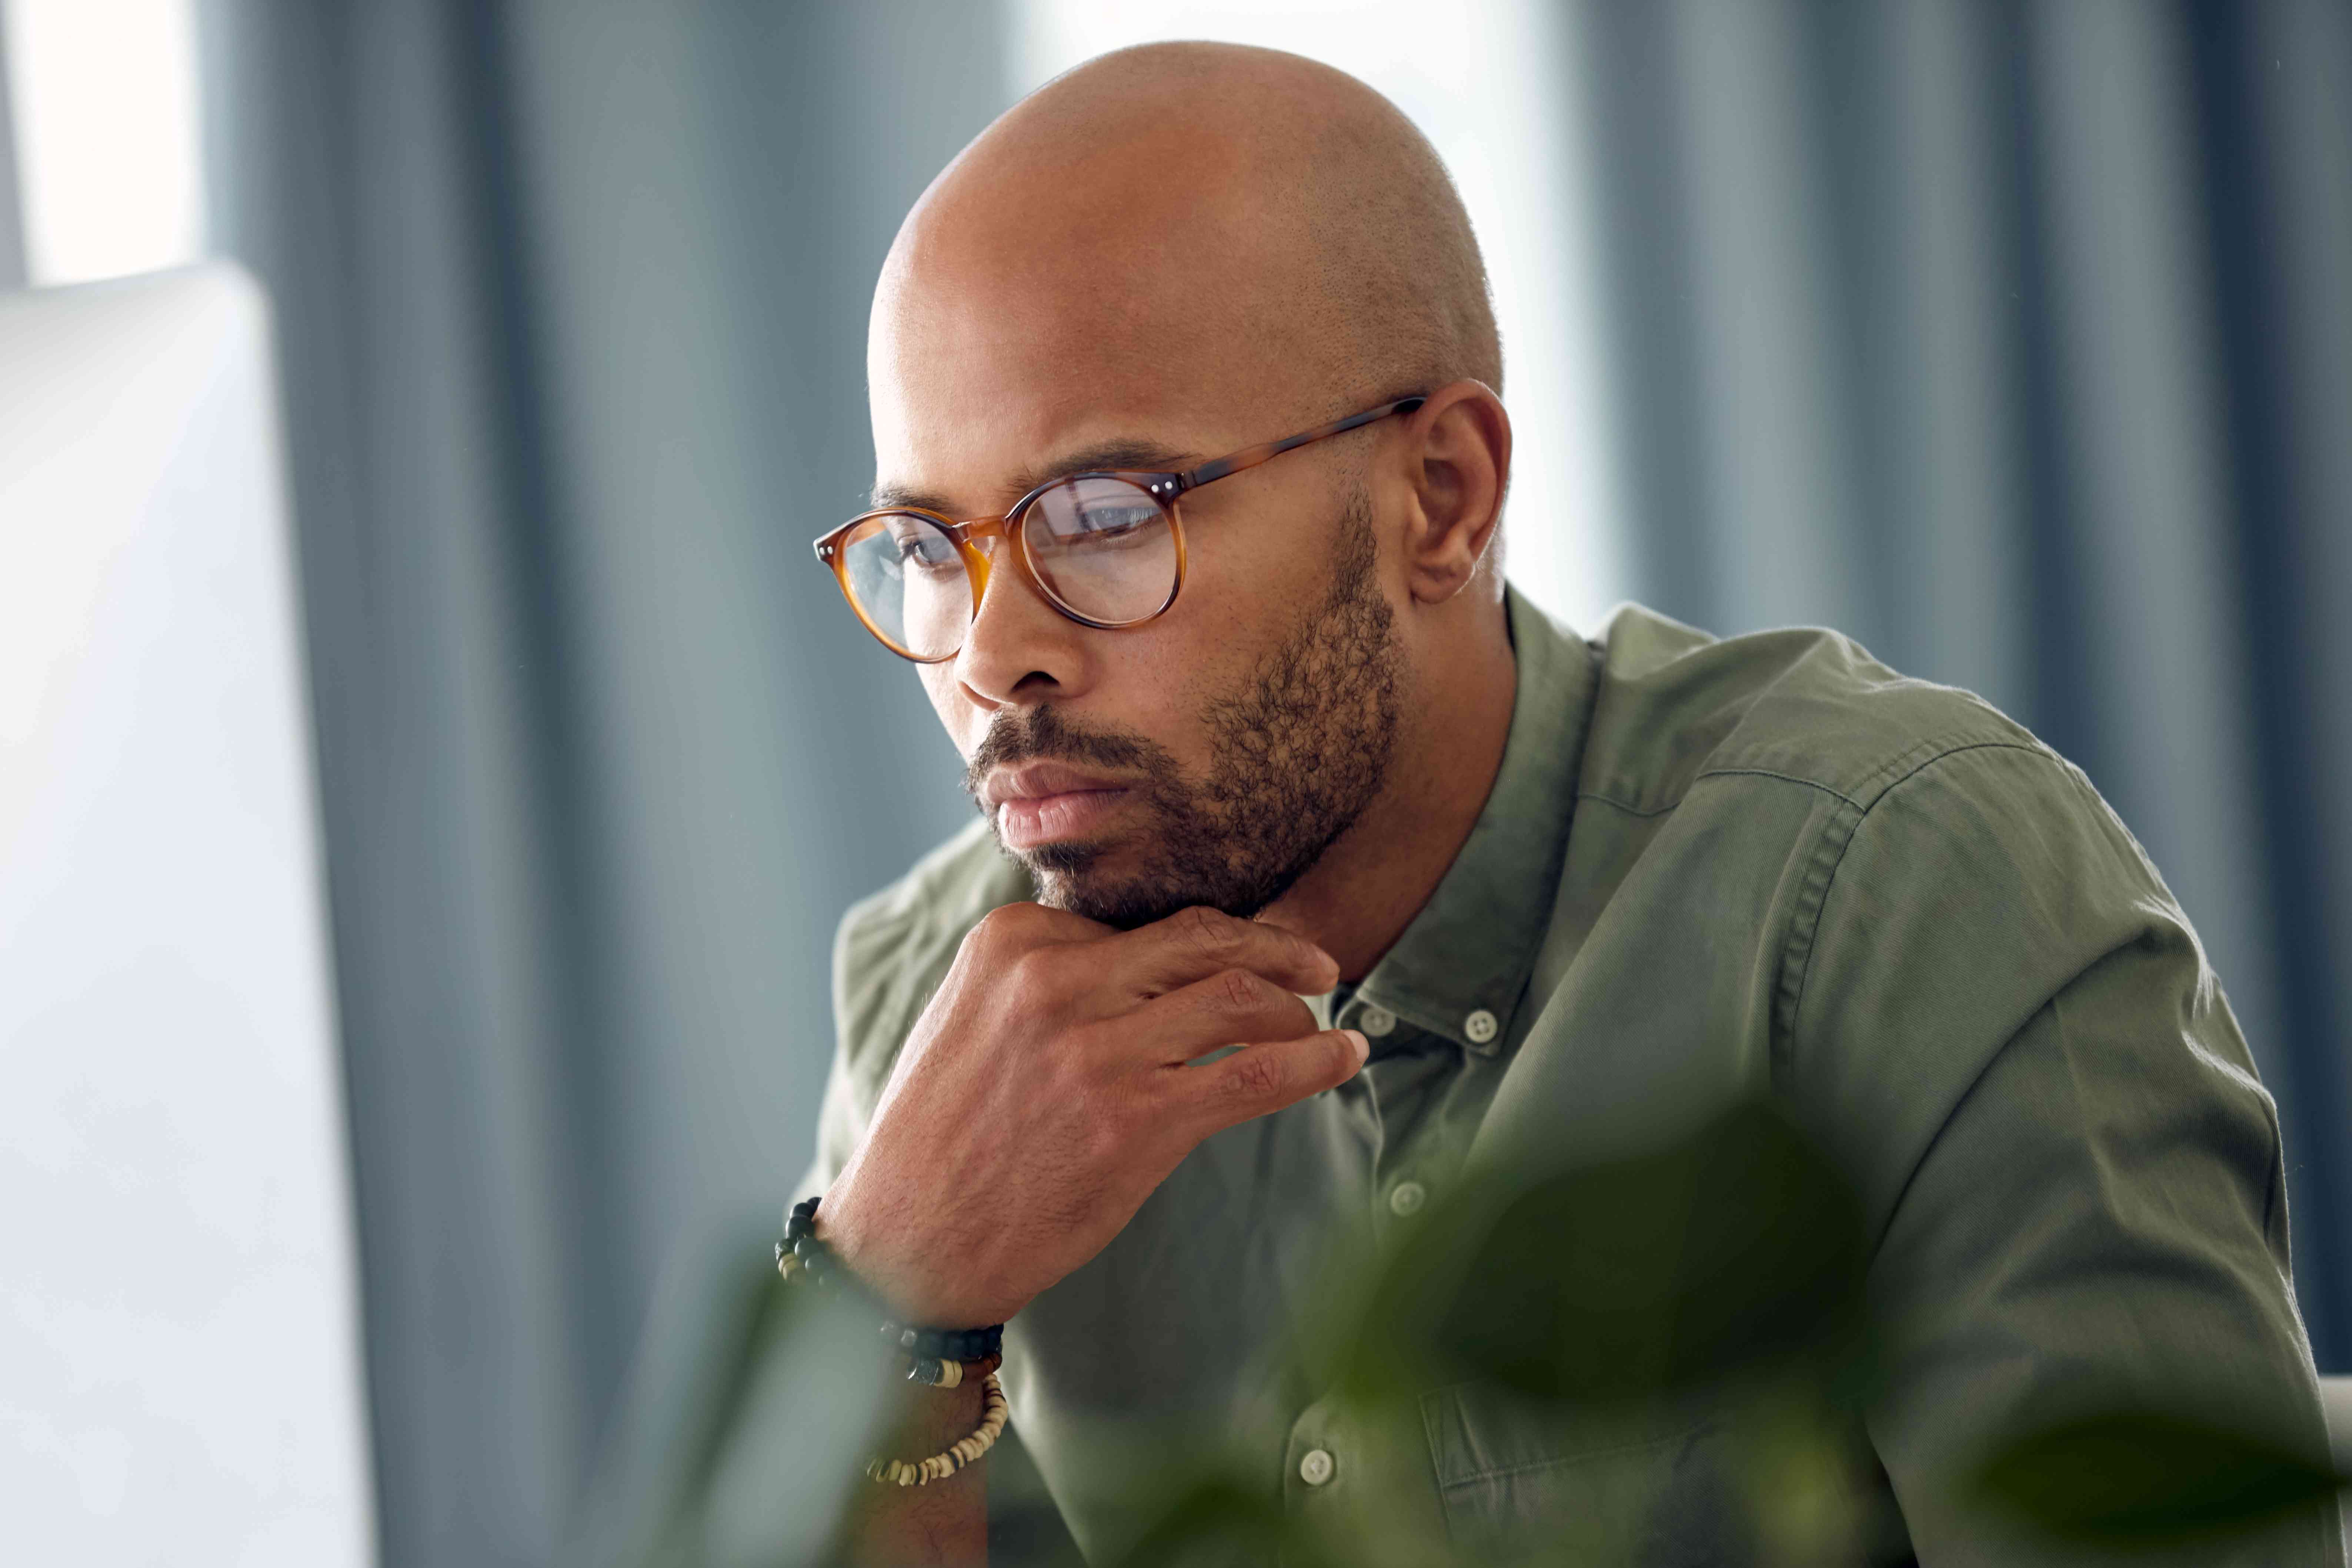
[793,40,2338,1566]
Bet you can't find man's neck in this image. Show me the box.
[1259,597,1518,983]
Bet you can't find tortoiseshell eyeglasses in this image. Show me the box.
[812,395,1426,662]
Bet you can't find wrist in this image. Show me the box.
[817,1180,1023,1328]
[783,1194,1013,1362]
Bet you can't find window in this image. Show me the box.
[1,0,206,286]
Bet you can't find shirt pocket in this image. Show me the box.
[1418,1382,1751,1566]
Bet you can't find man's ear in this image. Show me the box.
[1392,380,1510,604]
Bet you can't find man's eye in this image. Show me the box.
[1065,508,1159,543]
[892,533,955,567]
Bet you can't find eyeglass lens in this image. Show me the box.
[838,477,1178,657]
[1020,477,1178,626]
[838,513,970,659]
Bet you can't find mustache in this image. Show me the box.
[963,706,1172,802]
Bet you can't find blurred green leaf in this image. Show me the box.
[1342,1099,1870,1407]
[1971,1407,2344,1548]
[1111,1477,1312,1568]
[569,1216,900,1568]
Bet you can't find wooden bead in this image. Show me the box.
[862,1372,1009,1488]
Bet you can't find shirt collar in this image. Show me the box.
[1329,587,1597,1058]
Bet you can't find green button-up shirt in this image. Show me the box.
[801,590,2340,1565]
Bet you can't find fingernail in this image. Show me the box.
[1344,1029,1369,1063]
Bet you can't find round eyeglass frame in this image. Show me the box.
[813,394,1427,662]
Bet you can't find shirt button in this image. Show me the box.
[1299,1448,1336,1487]
[1388,1180,1427,1217]
[1359,1005,1396,1038]
[1464,1008,1499,1045]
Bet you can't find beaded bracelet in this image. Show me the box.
[906,1350,1001,1390]
[865,1372,1008,1487]
[775,1197,1006,1369]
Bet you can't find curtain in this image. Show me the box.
[0,19,27,288]
[194,4,1004,1562]
[1568,0,2352,1368]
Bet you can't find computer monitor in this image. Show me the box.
[0,266,373,1563]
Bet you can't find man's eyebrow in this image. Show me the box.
[868,437,1199,516]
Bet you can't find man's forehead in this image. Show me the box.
[867,296,1269,514]
[868,390,1207,518]
[869,436,1195,516]
[871,247,1263,410]
[865,148,1332,516]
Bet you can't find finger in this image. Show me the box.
[963,900,1113,960]
[1174,1028,1371,1132]
[952,902,1114,995]
[1130,968,1322,1065]
[1117,905,1340,1000]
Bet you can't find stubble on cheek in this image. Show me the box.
[962,493,1400,930]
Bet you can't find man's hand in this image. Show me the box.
[820,902,1366,1327]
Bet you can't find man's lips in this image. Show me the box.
[982,763,1134,851]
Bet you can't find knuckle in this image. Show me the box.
[1177,904,1236,956]
[1213,967,1265,1014]
[1223,1048,1288,1102]
[1004,945,1065,1007]
[965,904,1027,956]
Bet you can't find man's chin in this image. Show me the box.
[996,826,1105,890]
[1005,837,1219,931]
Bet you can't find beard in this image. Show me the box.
[963,485,1404,930]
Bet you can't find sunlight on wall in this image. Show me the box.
[1011,0,1630,630]
[1,0,206,286]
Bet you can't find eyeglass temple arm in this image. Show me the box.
[1165,396,1427,495]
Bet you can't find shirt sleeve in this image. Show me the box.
[788,887,918,1212]
[1789,741,2342,1565]
[791,1045,862,1209]
[790,831,1023,1215]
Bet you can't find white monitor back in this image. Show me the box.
[0,266,373,1565]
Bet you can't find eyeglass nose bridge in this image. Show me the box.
[936,508,1097,638]
[942,513,1017,615]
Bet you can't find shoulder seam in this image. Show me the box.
[1774,738,2070,1070]
[1774,799,1865,1080]
[1580,735,2046,823]
[1694,767,1864,812]
[1577,771,1859,819]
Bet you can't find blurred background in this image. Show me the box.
[1,0,2346,1562]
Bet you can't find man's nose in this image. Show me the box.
[953,534,1094,710]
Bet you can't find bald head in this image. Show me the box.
[870,43,1500,458]
[860,44,1522,953]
